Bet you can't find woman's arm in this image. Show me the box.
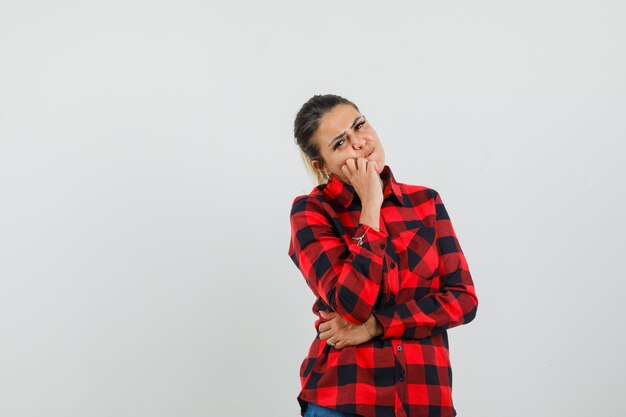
[288,195,388,324]
[318,191,478,346]
[372,190,478,339]
[374,193,478,339]
[316,311,382,349]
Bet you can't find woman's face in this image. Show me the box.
[311,103,386,184]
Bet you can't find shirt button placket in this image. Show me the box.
[394,341,408,416]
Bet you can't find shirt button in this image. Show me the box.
[397,345,403,352]
[380,243,386,249]
[390,263,396,269]
[399,376,404,382]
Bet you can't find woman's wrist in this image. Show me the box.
[365,314,384,338]
[359,204,381,230]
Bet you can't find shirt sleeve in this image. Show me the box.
[288,194,389,324]
[372,190,478,339]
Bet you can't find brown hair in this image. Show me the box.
[293,94,359,185]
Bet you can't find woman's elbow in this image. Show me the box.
[462,294,478,324]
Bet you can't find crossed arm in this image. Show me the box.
[289,190,478,349]
[318,310,382,349]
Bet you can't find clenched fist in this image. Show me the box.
[340,158,384,209]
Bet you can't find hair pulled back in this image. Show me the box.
[294,94,359,184]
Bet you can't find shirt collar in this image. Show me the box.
[322,165,406,208]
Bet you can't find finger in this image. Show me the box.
[318,322,330,333]
[319,330,331,340]
[357,157,367,173]
[327,337,339,348]
[345,158,357,173]
[327,317,345,329]
[328,314,347,326]
[341,164,351,178]
[368,160,379,174]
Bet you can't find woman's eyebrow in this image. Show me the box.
[328,116,364,147]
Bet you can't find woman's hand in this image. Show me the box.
[341,158,383,209]
[318,311,383,349]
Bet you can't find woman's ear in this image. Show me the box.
[311,159,331,182]
[311,159,325,176]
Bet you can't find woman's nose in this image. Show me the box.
[349,134,366,150]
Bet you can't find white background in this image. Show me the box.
[1,1,625,416]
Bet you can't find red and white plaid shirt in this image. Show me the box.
[288,165,478,417]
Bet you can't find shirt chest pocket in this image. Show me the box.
[394,226,440,282]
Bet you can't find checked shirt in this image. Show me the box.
[288,165,478,417]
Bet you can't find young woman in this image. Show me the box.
[288,94,478,417]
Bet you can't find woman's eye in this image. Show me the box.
[355,121,365,130]
[334,139,346,150]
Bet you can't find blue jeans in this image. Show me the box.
[304,403,359,417]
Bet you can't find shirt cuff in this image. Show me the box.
[351,223,388,258]
[372,306,404,339]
